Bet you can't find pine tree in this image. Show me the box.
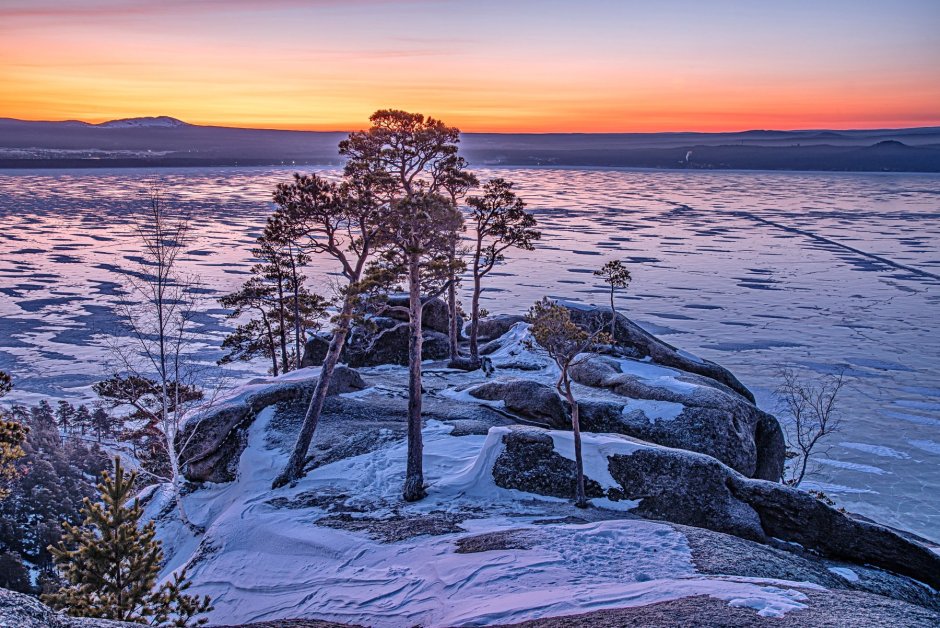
[0,401,108,584]
[43,457,212,626]
[91,406,118,442]
[73,404,93,436]
[467,179,540,363]
[594,259,632,337]
[55,399,76,434]
[0,371,27,501]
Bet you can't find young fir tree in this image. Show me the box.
[43,457,212,626]
[593,259,632,337]
[55,399,76,434]
[90,406,118,442]
[73,404,93,436]
[526,299,610,508]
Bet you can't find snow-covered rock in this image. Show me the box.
[468,379,569,427]
[0,587,136,627]
[560,301,756,402]
[143,393,940,627]
[143,305,940,626]
[474,314,527,342]
[385,294,463,336]
[301,320,451,368]
[490,426,940,591]
[569,353,785,480]
[177,365,366,483]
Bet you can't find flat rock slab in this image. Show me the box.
[0,588,138,628]
[498,590,940,628]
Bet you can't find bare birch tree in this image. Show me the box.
[775,367,846,486]
[100,187,220,528]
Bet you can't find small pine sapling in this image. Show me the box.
[594,260,632,338]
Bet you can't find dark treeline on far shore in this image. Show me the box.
[2,117,939,172]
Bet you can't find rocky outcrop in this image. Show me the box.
[727,479,940,592]
[468,379,569,427]
[680,524,940,613]
[570,353,785,481]
[301,296,458,369]
[178,367,366,483]
[474,314,527,341]
[495,590,940,628]
[491,427,940,591]
[385,294,461,336]
[351,325,450,368]
[0,587,137,627]
[299,334,331,368]
[467,371,785,481]
[302,324,451,369]
[491,426,605,499]
[560,302,755,402]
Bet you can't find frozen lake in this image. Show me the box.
[0,166,938,541]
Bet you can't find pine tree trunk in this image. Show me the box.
[447,241,460,362]
[469,267,482,363]
[288,245,303,367]
[271,296,354,489]
[276,279,289,373]
[609,286,616,338]
[403,253,426,502]
[263,316,279,376]
[565,381,588,508]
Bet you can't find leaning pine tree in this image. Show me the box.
[43,457,212,627]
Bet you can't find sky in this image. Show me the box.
[0,0,938,132]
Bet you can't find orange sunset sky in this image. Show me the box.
[1,0,938,133]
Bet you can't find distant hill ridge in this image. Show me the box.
[96,116,189,128]
[0,116,190,129]
[1,116,939,171]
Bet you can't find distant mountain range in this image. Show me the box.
[1,116,939,172]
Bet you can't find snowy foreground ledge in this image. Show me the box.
[139,313,939,626]
[146,407,820,627]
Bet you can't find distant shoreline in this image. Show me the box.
[3,118,939,172]
[2,160,940,175]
